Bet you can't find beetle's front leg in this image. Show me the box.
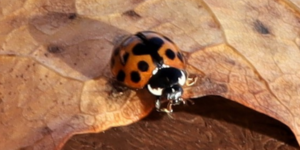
[157,100,174,113]
[155,98,161,112]
[186,74,198,86]
[182,98,195,105]
[155,97,174,113]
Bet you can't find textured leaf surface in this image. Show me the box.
[0,0,300,149]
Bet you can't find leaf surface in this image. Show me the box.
[1,0,300,149]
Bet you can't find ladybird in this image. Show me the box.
[111,31,196,113]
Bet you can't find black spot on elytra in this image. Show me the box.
[122,10,141,19]
[133,33,165,67]
[254,20,270,34]
[117,70,126,82]
[132,44,147,55]
[121,52,129,65]
[138,61,149,72]
[68,13,77,20]
[130,71,141,83]
[165,49,175,60]
[47,45,62,53]
[177,52,184,62]
[149,37,164,48]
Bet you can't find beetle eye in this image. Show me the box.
[178,70,186,86]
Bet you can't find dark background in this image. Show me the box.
[63,96,299,150]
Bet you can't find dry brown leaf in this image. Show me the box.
[0,0,300,149]
[187,0,300,144]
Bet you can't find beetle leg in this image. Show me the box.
[186,74,198,86]
[184,98,195,105]
[166,101,175,118]
[156,97,170,112]
[157,100,174,113]
[159,100,174,113]
[155,98,161,111]
[110,79,129,97]
[173,98,183,105]
[166,101,174,112]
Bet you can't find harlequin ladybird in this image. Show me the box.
[111,31,195,113]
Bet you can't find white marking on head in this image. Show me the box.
[152,64,170,75]
[147,84,163,96]
[178,70,186,86]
